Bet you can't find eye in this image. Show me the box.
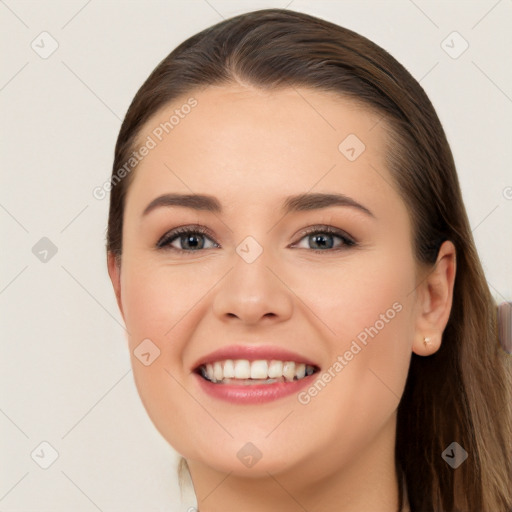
[156,224,357,254]
[156,225,219,252]
[291,225,356,252]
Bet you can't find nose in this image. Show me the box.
[211,247,294,326]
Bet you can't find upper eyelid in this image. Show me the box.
[295,225,356,243]
[156,225,214,248]
[157,224,356,249]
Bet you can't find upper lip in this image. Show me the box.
[191,345,321,371]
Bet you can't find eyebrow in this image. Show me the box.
[142,192,375,218]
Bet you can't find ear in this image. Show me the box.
[107,251,125,321]
[412,240,456,356]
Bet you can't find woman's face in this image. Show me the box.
[110,85,423,482]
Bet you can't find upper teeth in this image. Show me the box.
[200,360,316,383]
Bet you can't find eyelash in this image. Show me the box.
[156,224,357,254]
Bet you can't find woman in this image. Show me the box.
[105,8,512,511]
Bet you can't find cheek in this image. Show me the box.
[119,262,209,455]
[291,248,415,450]
[325,247,415,382]
[289,246,415,345]
[120,259,204,344]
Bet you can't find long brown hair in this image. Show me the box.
[106,8,512,511]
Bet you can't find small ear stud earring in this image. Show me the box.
[423,336,432,348]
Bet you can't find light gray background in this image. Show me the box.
[1,0,511,510]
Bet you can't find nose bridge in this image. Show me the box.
[211,232,293,324]
[234,235,274,292]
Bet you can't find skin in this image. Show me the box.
[108,85,456,512]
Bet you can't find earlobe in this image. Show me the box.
[107,251,124,320]
[412,240,457,356]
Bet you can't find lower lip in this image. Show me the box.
[193,372,317,404]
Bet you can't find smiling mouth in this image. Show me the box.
[194,359,320,385]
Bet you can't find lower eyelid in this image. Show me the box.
[157,232,217,250]
[159,237,353,253]
[156,226,356,251]
[292,233,354,250]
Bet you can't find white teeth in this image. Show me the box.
[199,359,317,383]
[234,360,251,379]
[268,360,283,378]
[223,359,235,378]
[295,363,306,380]
[250,360,268,379]
[282,362,296,382]
[213,361,223,382]
[205,363,214,381]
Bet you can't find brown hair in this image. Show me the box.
[107,8,512,511]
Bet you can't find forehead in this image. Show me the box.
[125,85,403,219]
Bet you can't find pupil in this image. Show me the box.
[183,234,203,249]
[312,234,333,249]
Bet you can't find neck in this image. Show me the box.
[186,414,402,512]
